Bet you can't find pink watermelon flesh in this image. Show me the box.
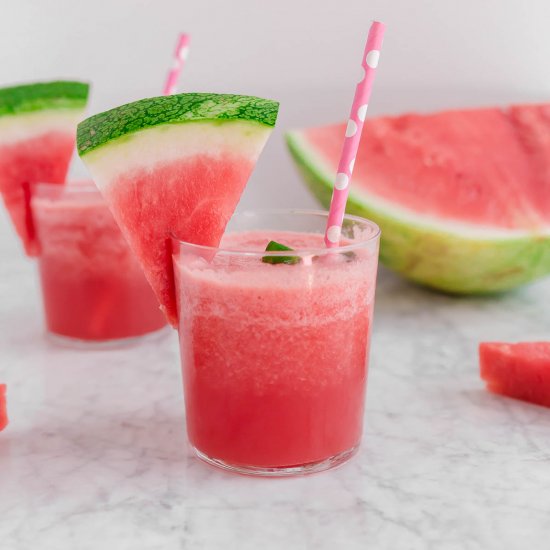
[106,154,256,326]
[0,384,7,431]
[480,342,550,407]
[508,105,550,223]
[0,131,75,255]
[304,105,550,229]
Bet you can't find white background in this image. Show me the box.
[1,0,550,214]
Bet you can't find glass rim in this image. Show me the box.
[171,208,381,257]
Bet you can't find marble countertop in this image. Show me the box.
[1,216,550,550]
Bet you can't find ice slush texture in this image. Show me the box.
[32,187,166,340]
[175,231,378,468]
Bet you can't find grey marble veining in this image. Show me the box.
[1,213,550,550]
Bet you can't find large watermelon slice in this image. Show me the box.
[0,81,89,255]
[77,93,279,325]
[480,342,550,407]
[286,105,550,294]
[0,384,7,431]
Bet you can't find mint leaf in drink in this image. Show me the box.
[342,251,357,262]
[262,240,301,265]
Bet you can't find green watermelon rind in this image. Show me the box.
[286,131,550,294]
[0,81,89,118]
[77,93,280,156]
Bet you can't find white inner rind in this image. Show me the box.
[0,109,85,145]
[82,121,273,188]
[291,132,550,240]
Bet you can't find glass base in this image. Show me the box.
[45,324,171,350]
[192,444,359,477]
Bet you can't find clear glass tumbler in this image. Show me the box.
[173,209,380,476]
[31,181,167,344]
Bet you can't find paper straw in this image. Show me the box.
[324,21,385,247]
[163,33,191,95]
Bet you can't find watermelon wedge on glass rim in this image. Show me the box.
[77,93,279,325]
[0,81,89,255]
[286,105,550,295]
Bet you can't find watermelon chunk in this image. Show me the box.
[77,93,279,325]
[0,384,7,431]
[0,81,89,255]
[480,342,550,407]
[286,105,550,295]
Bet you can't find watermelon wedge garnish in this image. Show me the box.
[0,384,7,431]
[480,342,550,407]
[0,81,89,255]
[286,105,550,295]
[77,93,279,325]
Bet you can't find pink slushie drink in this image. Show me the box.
[32,182,166,342]
[173,211,379,475]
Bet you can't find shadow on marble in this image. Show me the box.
[5,411,187,460]
[0,309,43,352]
[0,413,195,502]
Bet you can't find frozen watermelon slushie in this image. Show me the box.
[31,182,166,342]
[75,94,380,474]
[173,211,380,475]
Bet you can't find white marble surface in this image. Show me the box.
[1,211,550,550]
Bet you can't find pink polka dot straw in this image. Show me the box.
[163,33,191,96]
[324,21,385,247]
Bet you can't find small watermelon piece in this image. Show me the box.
[286,105,550,295]
[0,384,7,431]
[77,93,279,325]
[0,81,89,255]
[480,342,550,407]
